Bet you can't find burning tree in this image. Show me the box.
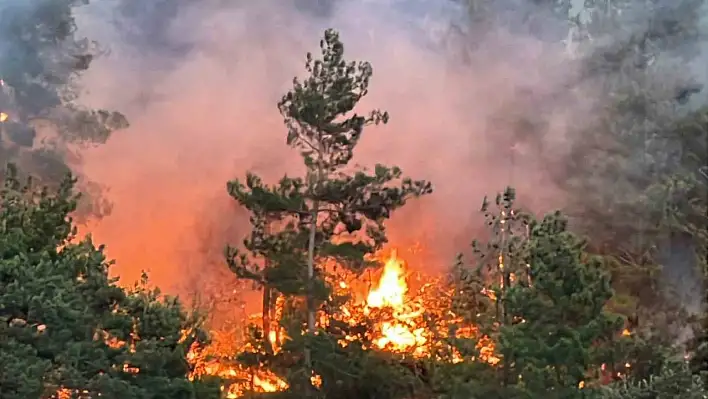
[224,28,432,396]
[0,164,220,399]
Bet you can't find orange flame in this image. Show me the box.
[366,250,427,352]
[184,247,501,397]
[367,250,407,308]
[53,247,503,398]
[188,341,288,398]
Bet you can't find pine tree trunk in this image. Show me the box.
[263,223,273,354]
[305,201,318,370]
[304,148,325,395]
[263,283,273,354]
[304,156,323,375]
[272,293,280,346]
[499,213,511,387]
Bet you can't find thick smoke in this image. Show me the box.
[70,0,637,317]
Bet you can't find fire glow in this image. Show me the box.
[365,250,427,352]
[187,248,501,397]
[52,246,631,398]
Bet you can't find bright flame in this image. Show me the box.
[311,373,322,388]
[366,250,427,352]
[367,250,407,308]
[188,341,289,398]
[54,248,505,398]
[185,247,501,397]
[0,112,8,122]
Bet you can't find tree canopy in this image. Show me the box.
[0,164,219,399]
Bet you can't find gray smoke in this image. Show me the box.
[62,0,707,318]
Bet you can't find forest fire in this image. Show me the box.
[188,249,499,397]
[366,250,427,352]
[187,347,289,398]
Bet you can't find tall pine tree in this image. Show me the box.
[225,28,432,396]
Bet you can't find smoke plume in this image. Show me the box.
[70,0,628,316]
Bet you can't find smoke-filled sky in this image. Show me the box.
[64,0,671,313]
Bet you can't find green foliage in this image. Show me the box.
[429,359,507,399]
[500,211,624,394]
[297,333,422,399]
[689,308,708,382]
[596,360,707,399]
[446,189,626,397]
[0,164,218,399]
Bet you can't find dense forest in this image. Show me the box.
[0,0,707,398]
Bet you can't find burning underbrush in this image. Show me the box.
[188,249,499,398]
